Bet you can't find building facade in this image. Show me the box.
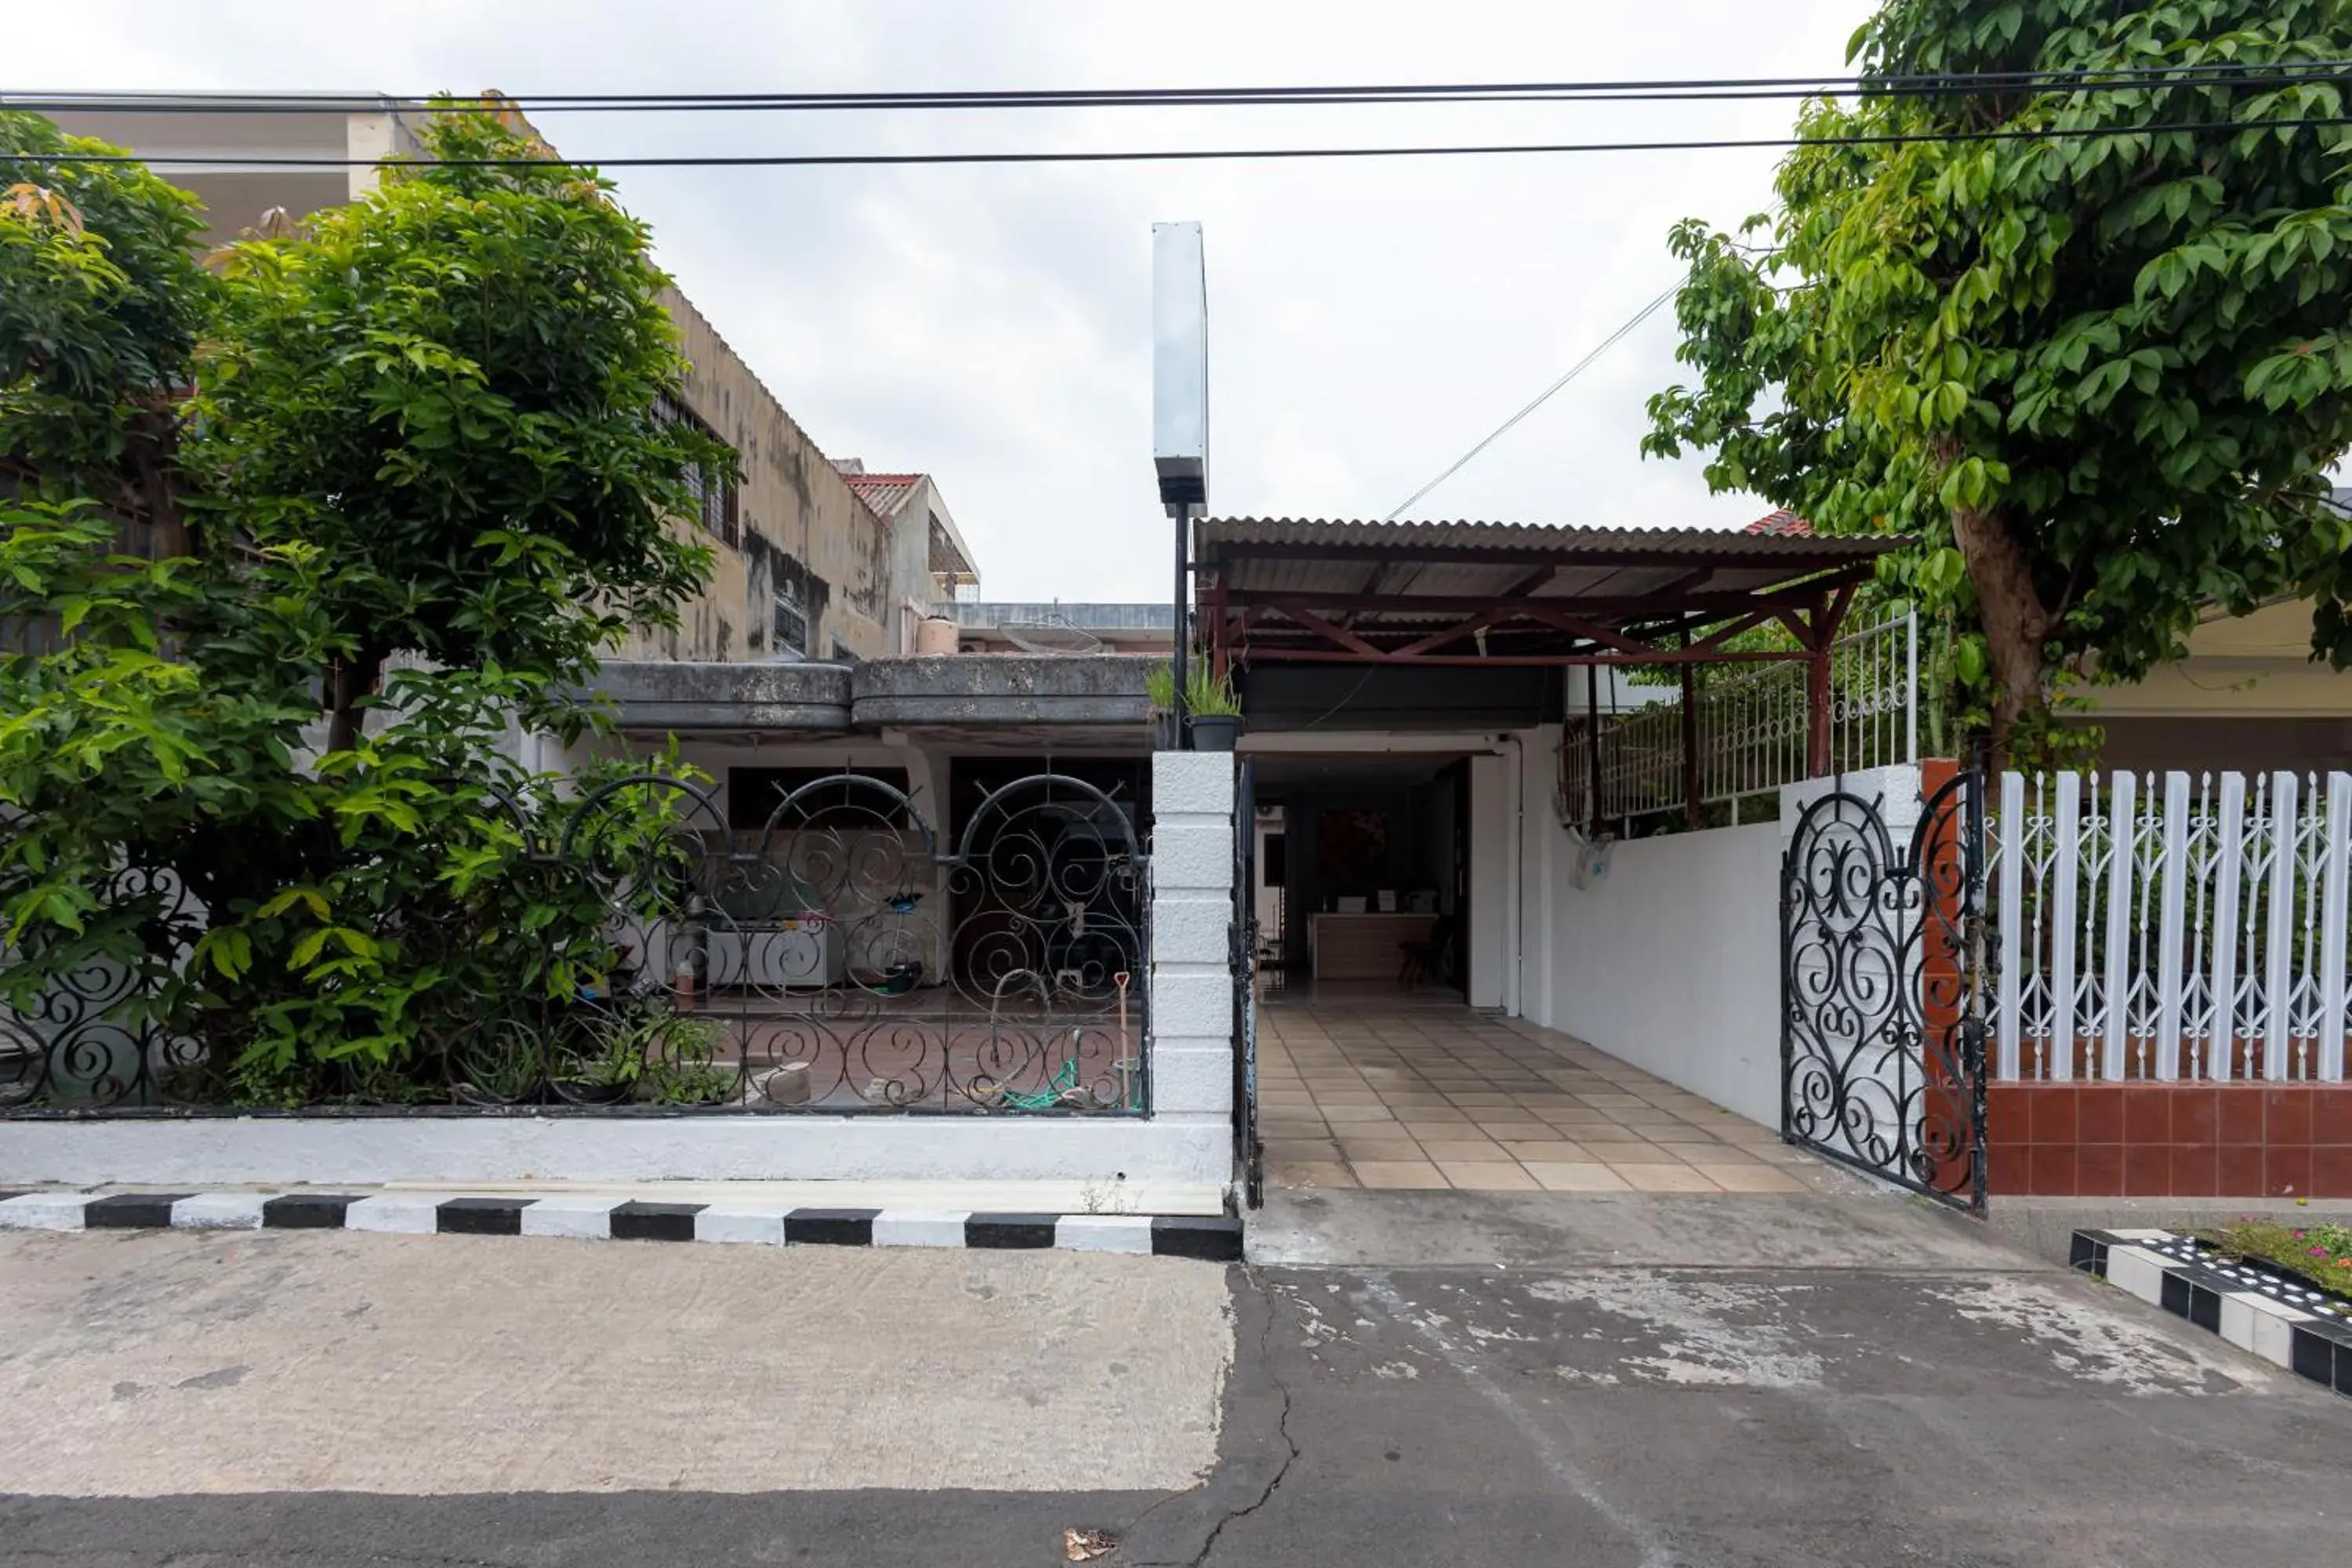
[35,93,964,668]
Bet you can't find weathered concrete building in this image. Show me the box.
[36,93,971,668]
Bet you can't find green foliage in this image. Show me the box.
[0,104,726,1102]
[1642,0,2352,760]
[2205,1218,2352,1298]
[0,114,214,523]
[1184,662,1241,717]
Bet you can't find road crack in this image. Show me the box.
[1120,1264,1301,1567]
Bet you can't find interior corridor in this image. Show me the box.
[1256,986,1831,1193]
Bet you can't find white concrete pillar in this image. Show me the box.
[1149,753,1234,1125]
[1468,753,1509,1009]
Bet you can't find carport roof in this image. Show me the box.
[1196,517,1900,667]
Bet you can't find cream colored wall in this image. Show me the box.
[2078,600,2350,718]
[615,290,894,665]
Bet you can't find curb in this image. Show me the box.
[0,1188,1243,1261]
[2073,1227,2352,1397]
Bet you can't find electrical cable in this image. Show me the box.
[8,59,2349,113]
[1387,280,1682,519]
[9,111,2348,169]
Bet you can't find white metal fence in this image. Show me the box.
[1991,770,2352,1083]
[1559,605,1919,829]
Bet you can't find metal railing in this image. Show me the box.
[0,768,1151,1116]
[1991,769,2352,1083]
[1559,604,1919,831]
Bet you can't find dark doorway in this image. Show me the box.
[1245,754,1468,993]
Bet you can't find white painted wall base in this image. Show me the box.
[1534,821,1784,1127]
[0,1112,1231,1189]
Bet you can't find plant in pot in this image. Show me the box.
[549,1011,644,1105]
[1185,664,1243,751]
[644,1014,739,1105]
[1145,661,1243,750]
[1144,662,1179,750]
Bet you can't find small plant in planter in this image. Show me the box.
[1185,664,1243,751]
[1145,662,1243,750]
[2202,1219,2352,1300]
[644,1014,739,1105]
[549,1012,644,1105]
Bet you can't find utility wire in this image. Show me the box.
[9,111,2348,170]
[1386,281,1684,521]
[9,60,2349,113]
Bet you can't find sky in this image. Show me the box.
[20,0,1876,601]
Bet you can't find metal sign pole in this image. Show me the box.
[1171,501,1192,747]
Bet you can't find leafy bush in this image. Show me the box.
[0,102,732,1105]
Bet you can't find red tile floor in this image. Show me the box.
[1254,985,1834,1193]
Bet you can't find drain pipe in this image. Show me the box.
[1501,731,1524,1020]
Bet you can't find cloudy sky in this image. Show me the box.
[24,0,1874,601]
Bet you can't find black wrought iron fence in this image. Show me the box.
[0,768,1149,1117]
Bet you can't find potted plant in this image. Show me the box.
[643,1014,739,1105]
[1144,663,1179,749]
[1185,663,1243,751]
[549,1013,642,1105]
[1145,662,1243,750]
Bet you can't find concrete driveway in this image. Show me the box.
[4,1188,2347,1566]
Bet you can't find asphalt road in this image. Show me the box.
[6,1191,2350,1566]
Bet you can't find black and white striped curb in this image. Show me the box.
[2073,1227,2352,1398]
[0,1189,1243,1260]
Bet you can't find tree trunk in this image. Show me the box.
[1950,503,2049,772]
[325,650,386,757]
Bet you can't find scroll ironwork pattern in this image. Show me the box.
[1780,768,1987,1211]
[0,768,1149,1117]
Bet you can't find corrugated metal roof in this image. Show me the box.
[1197,517,1888,558]
[1197,517,1896,665]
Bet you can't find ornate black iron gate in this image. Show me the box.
[1232,755,1262,1207]
[1780,768,1989,1212]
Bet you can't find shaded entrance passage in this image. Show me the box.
[1257,988,1826,1193]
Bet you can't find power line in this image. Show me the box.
[1386,281,1684,521]
[7,111,2347,170]
[9,60,2348,114]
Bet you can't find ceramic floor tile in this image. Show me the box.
[1523,1163,1633,1192]
[1693,1163,1807,1193]
[1267,1162,1358,1189]
[1415,1140,1513,1162]
[1439,1162,1541,1191]
[1609,1163,1722,1193]
[1336,1138,1424,1160]
[1600,1144,1690,1165]
[1502,1140,1601,1162]
[1352,1160,1451,1190]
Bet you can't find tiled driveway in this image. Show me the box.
[1257,987,1833,1194]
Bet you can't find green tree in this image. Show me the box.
[1643,0,2352,763]
[0,103,727,1102]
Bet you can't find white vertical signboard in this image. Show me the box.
[1152,220,1209,514]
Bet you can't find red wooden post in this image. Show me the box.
[1210,580,1230,680]
[1916,758,1973,1196]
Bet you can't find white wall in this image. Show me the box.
[1532,818,1785,1127]
[0,1116,1227,1188]
[1468,753,1512,1009]
[1515,724,1783,1126]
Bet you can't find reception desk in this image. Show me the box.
[1308,913,1436,982]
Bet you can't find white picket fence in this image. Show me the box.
[1991,770,2352,1083]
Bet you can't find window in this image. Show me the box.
[773,579,808,659]
[653,393,739,549]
